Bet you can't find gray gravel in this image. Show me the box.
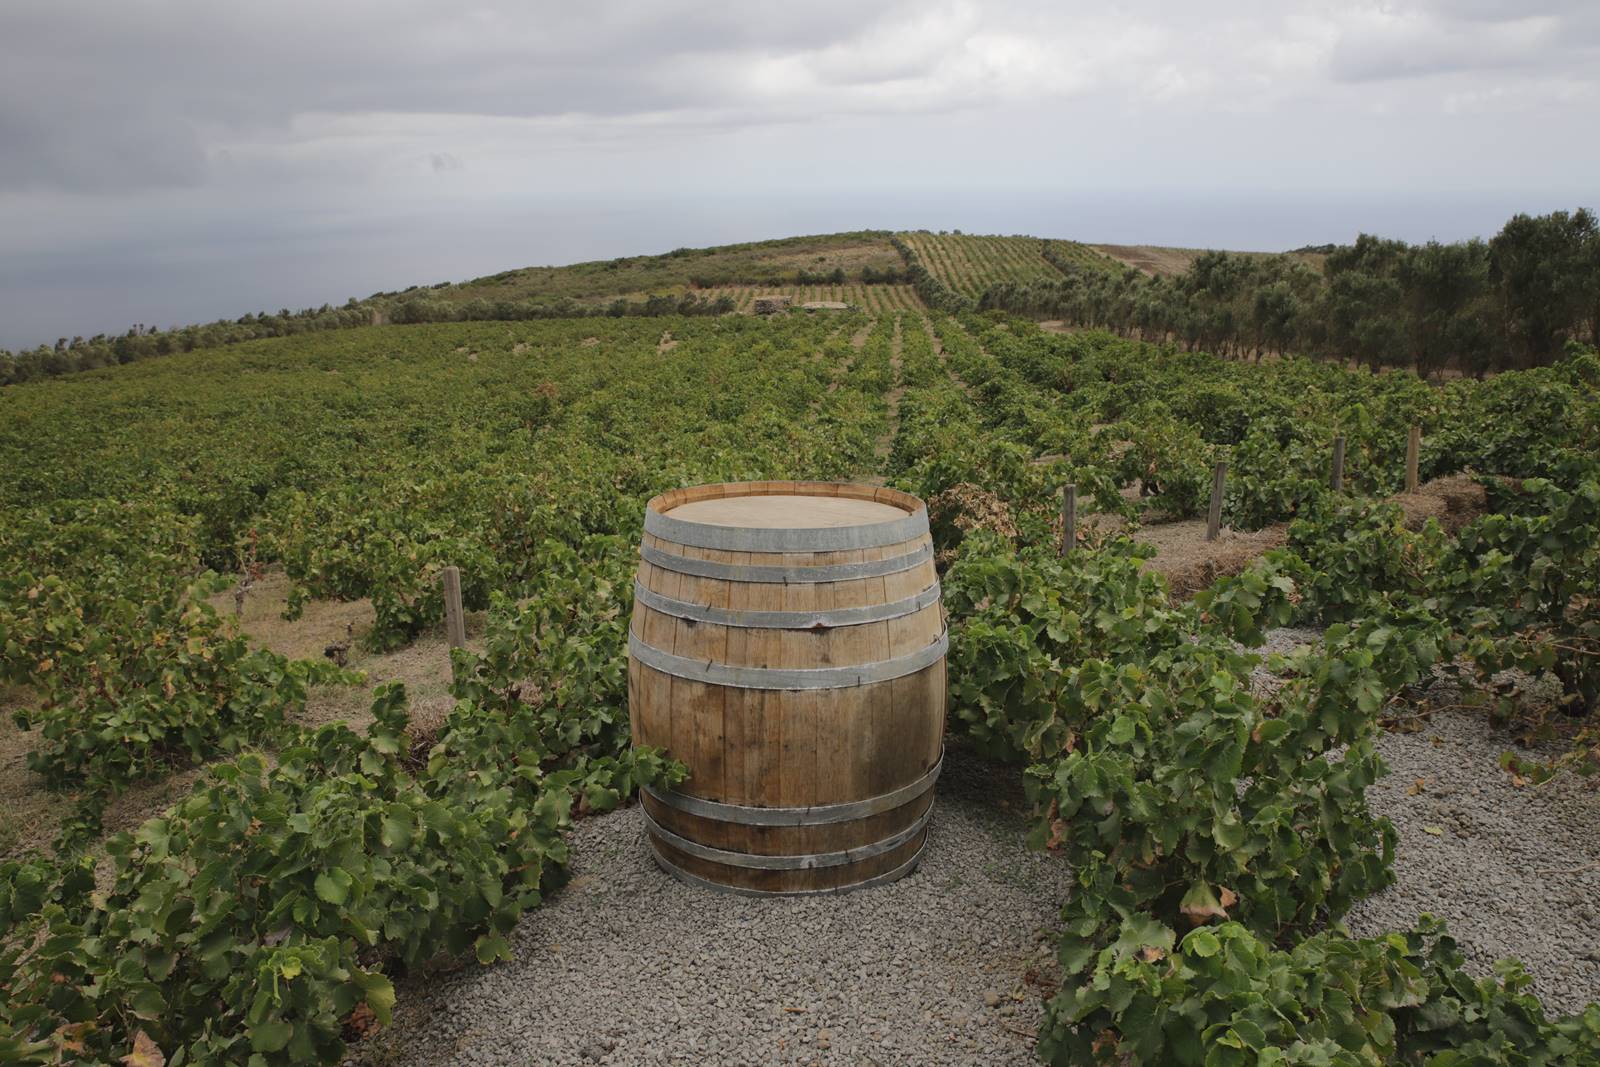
[1352,705,1600,1017]
[351,749,1071,1067]
[1250,626,1600,1017]
[354,629,1599,1064]
[1244,625,1326,699]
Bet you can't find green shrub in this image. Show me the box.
[1040,917,1600,1066]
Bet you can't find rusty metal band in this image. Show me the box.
[628,630,947,691]
[638,751,943,826]
[632,580,940,630]
[638,541,932,584]
[641,798,933,871]
[647,831,930,898]
[645,505,928,553]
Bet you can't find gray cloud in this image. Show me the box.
[1329,3,1600,83]
[4,1,1595,192]
[0,0,910,190]
[0,109,205,192]
[1,1,1597,349]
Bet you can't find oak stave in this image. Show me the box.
[628,481,947,894]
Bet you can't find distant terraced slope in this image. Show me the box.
[898,232,1121,298]
[704,284,924,313]
[395,232,907,309]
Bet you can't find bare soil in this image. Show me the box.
[1092,244,1204,277]
[0,573,467,861]
[737,241,903,279]
[1119,474,1488,600]
[210,571,469,738]
[1392,473,1488,534]
[1135,521,1289,599]
[0,701,229,862]
[0,685,72,858]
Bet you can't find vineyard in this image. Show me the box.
[414,232,906,308]
[9,211,1595,385]
[702,283,924,313]
[2,304,1599,1064]
[895,232,1118,300]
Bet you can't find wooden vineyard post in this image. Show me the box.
[441,565,466,649]
[1060,483,1078,556]
[1331,435,1346,492]
[1206,461,1227,542]
[1405,425,1421,492]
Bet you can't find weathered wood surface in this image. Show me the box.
[441,565,466,649]
[1206,461,1227,542]
[1060,483,1078,556]
[630,482,946,894]
[1406,425,1422,492]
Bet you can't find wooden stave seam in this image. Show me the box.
[648,820,931,894]
[628,656,944,802]
[632,535,943,672]
[641,792,935,870]
[641,783,936,860]
[630,487,946,891]
[628,592,946,857]
[641,747,944,825]
[632,577,941,629]
[626,629,949,689]
[631,655,944,861]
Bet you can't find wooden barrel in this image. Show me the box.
[629,481,946,895]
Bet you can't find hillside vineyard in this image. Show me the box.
[1,306,1598,1064]
[8,211,1598,384]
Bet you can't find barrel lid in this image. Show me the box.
[644,481,928,553]
[668,494,907,529]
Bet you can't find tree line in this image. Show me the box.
[0,293,736,386]
[979,208,1600,375]
[0,303,377,385]
[387,291,736,325]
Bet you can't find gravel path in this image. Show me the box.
[351,750,1070,1067]
[353,629,1599,1064]
[1253,627,1600,1017]
[1352,706,1600,1017]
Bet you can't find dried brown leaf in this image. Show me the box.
[121,1031,166,1067]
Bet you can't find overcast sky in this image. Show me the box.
[3,0,1597,349]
